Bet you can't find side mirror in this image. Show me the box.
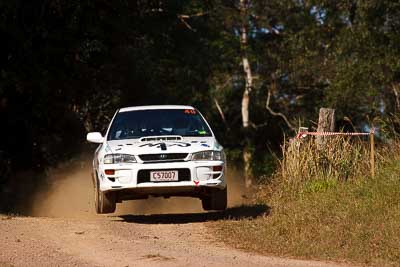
[87,132,104,143]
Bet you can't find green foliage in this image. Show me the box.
[251,152,278,182]
[1,0,400,179]
[303,178,338,193]
[225,148,243,164]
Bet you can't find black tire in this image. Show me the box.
[201,187,227,211]
[201,197,212,210]
[94,175,116,214]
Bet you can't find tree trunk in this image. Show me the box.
[239,0,253,188]
[393,84,400,112]
[240,16,252,128]
[316,108,335,147]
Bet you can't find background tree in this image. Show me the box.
[1,0,400,211]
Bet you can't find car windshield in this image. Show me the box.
[107,109,212,140]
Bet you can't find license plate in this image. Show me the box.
[150,170,179,182]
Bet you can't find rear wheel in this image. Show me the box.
[201,187,227,211]
[94,175,116,214]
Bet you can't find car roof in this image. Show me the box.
[119,105,195,113]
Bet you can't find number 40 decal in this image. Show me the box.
[184,109,197,115]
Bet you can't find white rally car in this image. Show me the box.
[87,105,227,214]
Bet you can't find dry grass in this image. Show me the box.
[214,137,400,266]
[281,136,372,185]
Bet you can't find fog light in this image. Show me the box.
[213,166,223,172]
[105,169,115,175]
[213,166,223,178]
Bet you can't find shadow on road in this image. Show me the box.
[117,204,270,224]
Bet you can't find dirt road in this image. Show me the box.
[0,212,348,267]
[0,163,347,267]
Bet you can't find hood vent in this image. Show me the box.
[139,136,183,142]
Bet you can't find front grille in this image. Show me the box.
[138,153,188,163]
[137,169,191,183]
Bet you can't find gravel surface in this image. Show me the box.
[0,213,349,267]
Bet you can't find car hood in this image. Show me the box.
[105,137,217,155]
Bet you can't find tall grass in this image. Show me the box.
[281,136,378,186]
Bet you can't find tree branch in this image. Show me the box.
[249,122,268,129]
[177,15,196,32]
[177,11,211,32]
[213,98,229,129]
[393,84,400,111]
[266,90,296,132]
[178,11,209,19]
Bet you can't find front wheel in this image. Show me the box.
[94,176,116,214]
[201,187,227,211]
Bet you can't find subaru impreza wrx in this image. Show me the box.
[87,105,227,213]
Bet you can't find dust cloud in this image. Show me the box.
[26,156,248,218]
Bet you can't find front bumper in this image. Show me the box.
[97,160,226,192]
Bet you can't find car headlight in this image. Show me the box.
[191,150,224,161]
[104,154,137,164]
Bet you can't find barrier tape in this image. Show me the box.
[296,129,374,139]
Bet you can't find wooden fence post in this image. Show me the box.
[370,129,375,177]
[316,108,335,147]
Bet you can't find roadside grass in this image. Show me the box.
[214,137,400,266]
